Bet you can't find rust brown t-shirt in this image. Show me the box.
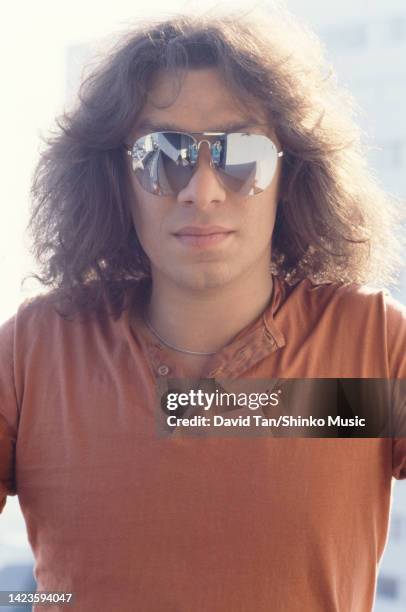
[0,274,405,611]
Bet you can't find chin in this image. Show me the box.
[171,264,237,291]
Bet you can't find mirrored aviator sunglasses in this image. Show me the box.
[125,131,284,197]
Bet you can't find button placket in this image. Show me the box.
[157,364,170,376]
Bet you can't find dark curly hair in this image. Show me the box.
[24,7,405,319]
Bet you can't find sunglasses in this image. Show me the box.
[125,131,283,197]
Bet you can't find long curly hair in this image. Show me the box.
[24,7,405,319]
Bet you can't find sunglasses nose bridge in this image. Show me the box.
[193,139,216,164]
[177,139,226,200]
[196,139,212,150]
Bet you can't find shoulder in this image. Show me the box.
[0,278,148,353]
[0,283,115,354]
[283,277,406,375]
[285,276,406,320]
[0,291,75,347]
[2,279,142,332]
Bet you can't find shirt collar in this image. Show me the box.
[125,273,286,379]
[207,273,286,378]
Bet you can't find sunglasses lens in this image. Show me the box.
[218,133,278,196]
[131,132,194,196]
[131,132,278,196]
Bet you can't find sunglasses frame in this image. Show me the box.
[124,130,284,196]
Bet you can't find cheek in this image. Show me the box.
[130,193,169,257]
[129,179,158,241]
[132,204,156,244]
[130,200,146,244]
[240,194,278,238]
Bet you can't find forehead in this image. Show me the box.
[134,68,269,135]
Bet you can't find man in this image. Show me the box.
[1,9,405,612]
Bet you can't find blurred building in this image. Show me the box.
[285,0,406,302]
[284,2,406,609]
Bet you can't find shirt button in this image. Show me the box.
[157,364,170,376]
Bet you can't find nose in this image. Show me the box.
[176,141,227,208]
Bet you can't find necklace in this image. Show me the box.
[142,309,217,356]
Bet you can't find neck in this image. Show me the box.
[144,265,274,356]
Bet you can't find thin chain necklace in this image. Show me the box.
[142,308,217,356]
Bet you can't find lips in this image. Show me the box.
[173,226,235,249]
[174,225,234,236]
